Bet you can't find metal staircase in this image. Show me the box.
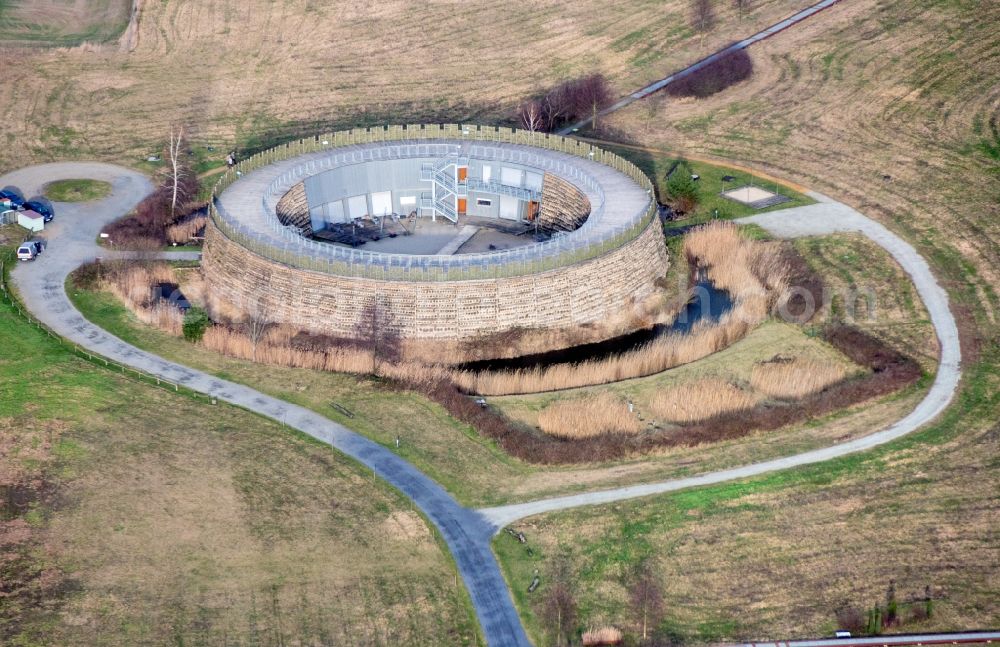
[420,157,541,221]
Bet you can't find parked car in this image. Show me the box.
[0,189,25,208]
[16,241,43,261]
[23,200,54,222]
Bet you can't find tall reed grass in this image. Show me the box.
[536,393,642,439]
[649,378,760,423]
[165,214,207,244]
[101,262,184,335]
[452,222,790,396]
[750,356,849,399]
[582,626,624,646]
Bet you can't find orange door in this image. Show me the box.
[457,198,467,215]
[457,166,468,182]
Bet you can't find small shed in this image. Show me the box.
[17,209,45,232]
[1,209,16,225]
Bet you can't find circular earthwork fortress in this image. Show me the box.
[203,124,669,341]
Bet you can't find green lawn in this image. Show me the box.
[604,143,815,225]
[42,179,112,202]
[0,240,480,646]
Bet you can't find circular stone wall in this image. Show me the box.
[203,125,668,341]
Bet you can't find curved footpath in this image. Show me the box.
[5,164,961,646]
[479,193,961,526]
[5,163,531,647]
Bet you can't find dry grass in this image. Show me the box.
[606,0,1000,324]
[202,325,374,374]
[454,223,787,395]
[649,378,760,423]
[582,626,624,646]
[101,261,184,335]
[0,0,815,171]
[165,214,206,244]
[537,393,642,439]
[750,356,849,400]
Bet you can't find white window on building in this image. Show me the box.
[525,171,543,191]
[477,198,492,206]
[399,195,417,206]
[370,190,393,216]
[482,165,492,183]
[325,200,346,224]
[347,194,368,219]
[500,166,522,187]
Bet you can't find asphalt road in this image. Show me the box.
[4,165,964,646]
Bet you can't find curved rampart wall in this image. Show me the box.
[539,173,591,232]
[202,216,668,340]
[275,181,310,234]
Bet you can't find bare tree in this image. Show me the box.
[629,561,665,642]
[543,85,571,132]
[242,300,272,362]
[519,100,545,133]
[165,126,192,221]
[691,0,716,45]
[541,555,578,647]
[354,298,401,374]
[644,91,666,136]
[241,272,274,361]
[734,0,751,20]
[571,74,613,131]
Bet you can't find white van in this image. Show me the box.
[16,241,43,261]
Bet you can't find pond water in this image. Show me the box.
[461,278,734,372]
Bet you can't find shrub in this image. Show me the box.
[182,307,211,342]
[664,165,701,213]
[667,47,754,98]
[835,604,865,634]
[537,393,642,439]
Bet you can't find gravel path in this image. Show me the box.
[5,163,962,646]
[478,192,961,527]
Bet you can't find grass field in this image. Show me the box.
[0,0,131,46]
[495,359,1000,643]
[496,0,1000,641]
[0,0,816,171]
[0,236,479,646]
[602,144,815,224]
[42,178,112,202]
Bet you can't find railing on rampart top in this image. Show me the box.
[208,124,659,281]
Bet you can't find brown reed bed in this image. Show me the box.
[428,324,922,465]
[165,214,207,245]
[582,626,624,646]
[750,356,850,400]
[648,378,761,423]
[537,393,642,439]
